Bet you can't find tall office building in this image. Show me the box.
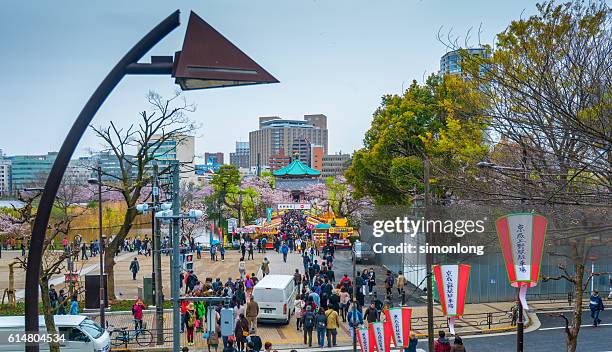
[249,114,328,169]
[10,152,58,192]
[148,135,196,184]
[230,141,250,169]
[66,158,94,184]
[0,150,11,197]
[310,145,324,171]
[439,47,490,76]
[204,152,224,165]
[322,153,351,178]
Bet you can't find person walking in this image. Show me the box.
[132,298,146,332]
[81,242,88,260]
[294,269,303,293]
[247,242,254,260]
[220,245,225,261]
[367,268,376,295]
[69,294,79,315]
[49,284,58,311]
[315,308,327,348]
[302,306,315,347]
[364,302,378,323]
[347,303,363,343]
[57,289,67,315]
[129,257,140,280]
[397,270,406,295]
[185,302,197,346]
[210,244,217,261]
[404,331,418,352]
[261,257,270,277]
[239,260,247,280]
[281,242,289,263]
[325,305,339,347]
[450,335,465,352]
[608,277,612,299]
[434,330,451,352]
[339,288,350,322]
[589,290,605,326]
[246,298,259,333]
[235,314,249,352]
[295,295,305,331]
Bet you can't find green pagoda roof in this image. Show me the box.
[273,159,321,177]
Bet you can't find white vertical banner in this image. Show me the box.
[358,327,371,352]
[441,265,459,316]
[387,308,404,347]
[371,322,385,352]
[507,214,533,282]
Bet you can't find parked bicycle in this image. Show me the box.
[107,320,153,348]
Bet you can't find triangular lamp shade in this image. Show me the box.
[173,11,279,90]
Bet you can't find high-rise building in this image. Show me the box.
[439,47,490,76]
[310,145,324,171]
[9,152,58,192]
[148,135,196,184]
[322,153,351,178]
[0,150,11,197]
[66,158,93,184]
[268,149,291,172]
[249,114,328,169]
[204,152,224,165]
[230,141,250,169]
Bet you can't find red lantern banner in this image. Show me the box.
[495,213,547,310]
[433,264,471,335]
[384,307,412,348]
[357,326,374,352]
[370,322,392,352]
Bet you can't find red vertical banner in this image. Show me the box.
[384,307,412,348]
[371,322,391,352]
[433,264,471,335]
[495,213,548,309]
[357,326,374,352]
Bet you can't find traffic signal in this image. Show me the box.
[184,252,194,271]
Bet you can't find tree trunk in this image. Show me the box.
[566,263,584,352]
[105,207,138,300]
[40,277,61,352]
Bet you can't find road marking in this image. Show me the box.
[539,323,612,331]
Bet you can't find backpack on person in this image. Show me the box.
[316,314,327,330]
[187,312,195,328]
[303,312,315,328]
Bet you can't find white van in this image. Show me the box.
[0,315,110,352]
[252,274,296,324]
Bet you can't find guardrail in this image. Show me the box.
[411,310,515,334]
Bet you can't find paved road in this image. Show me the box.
[414,310,612,352]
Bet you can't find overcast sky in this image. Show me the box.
[0,0,539,161]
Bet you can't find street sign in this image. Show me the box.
[227,218,238,232]
[277,203,311,210]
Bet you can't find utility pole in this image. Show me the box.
[151,163,164,345]
[517,147,527,352]
[170,161,181,352]
[352,243,357,352]
[424,156,434,352]
[97,166,105,328]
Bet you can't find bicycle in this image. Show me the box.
[108,321,153,348]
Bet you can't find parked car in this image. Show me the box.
[354,240,375,263]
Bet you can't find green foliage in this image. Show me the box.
[346,74,488,205]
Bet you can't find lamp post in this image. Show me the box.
[25,11,278,351]
[87,166,106,328]
[477,157,527,352]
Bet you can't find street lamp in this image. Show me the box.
[476,157,528,352]
[87,166,106,328]
[25,10,278,350]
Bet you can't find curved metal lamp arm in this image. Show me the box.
[25,11,180,351]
